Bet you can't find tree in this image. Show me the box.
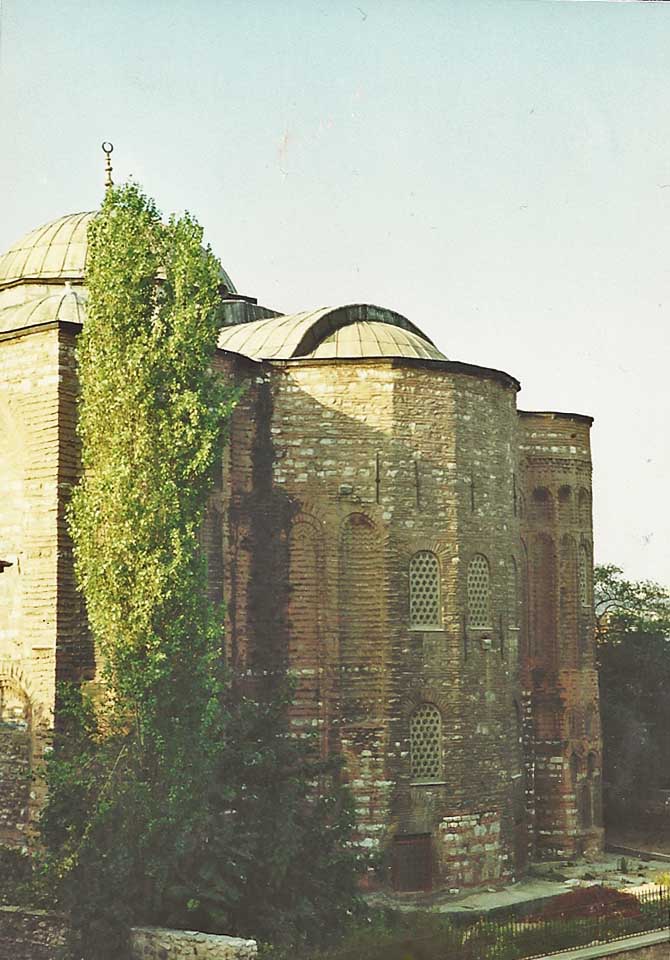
[595,565,670,827]
[39,183,360,959]
[595,564,670,645]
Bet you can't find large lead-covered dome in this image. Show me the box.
[0,212,237,292]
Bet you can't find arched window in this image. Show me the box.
[409,551,441,628]
[579,544,590,607]
[507,556,519,627]
[467,554,491,627]
[410,703,443,783]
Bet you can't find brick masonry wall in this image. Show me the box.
[519,412,603,860]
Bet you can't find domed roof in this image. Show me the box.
[0,288,87,333]
[0,212,94,287]
[0,212,237,293]
[217,304,446,362]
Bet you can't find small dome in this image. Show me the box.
[218,304,447,362]
[0,213,94,287]
[0,212,237,293]
[302,319,445,361]
[0,288,88,333]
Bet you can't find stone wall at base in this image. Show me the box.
[0,909,258,960]
[130,927,258,959]
[0,906,66,960]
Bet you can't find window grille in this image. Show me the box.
[579,545,589,607]
[467,554,491,627]
[410,703,443,782]
[409,552,441,627]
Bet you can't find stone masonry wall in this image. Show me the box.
[259,356,527,888]
[0,324,62,843]
[130,926,257,960]
[0,909,257,960]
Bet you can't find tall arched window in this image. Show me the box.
[467,554,491,627]
[410,703,443,783]
[409,551,441,628]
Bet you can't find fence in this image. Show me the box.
[450,884,670,960]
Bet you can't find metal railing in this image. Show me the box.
[446,884,670,960]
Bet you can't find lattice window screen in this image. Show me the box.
[578,545,589,607]
[467,554,491,627]
[410,703,443,782]
[409,552,441,627]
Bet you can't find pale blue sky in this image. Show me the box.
[1,0,668,583]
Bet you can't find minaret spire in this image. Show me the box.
[102,141,114,189]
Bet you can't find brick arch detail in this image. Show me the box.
[400,686,451,720]
[399,539,452,566]
[0,661,49,730]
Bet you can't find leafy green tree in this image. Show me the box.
[39,183,360,959]
[595,564,670,644]
[595,565,670,826]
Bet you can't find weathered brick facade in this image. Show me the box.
[0,213,602,890]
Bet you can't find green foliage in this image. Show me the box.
[594,564,670,645]
[595,565,670,823]
[38,183,360,959]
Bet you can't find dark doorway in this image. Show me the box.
[392,833,432,892]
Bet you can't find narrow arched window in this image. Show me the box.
[579,544,590,607]
[409,551,441,628]
[410,703,443,783]
[467,554,491,627]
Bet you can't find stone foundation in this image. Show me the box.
[437,810,510,887]
[0,908,257,960]
[130,926,257,959]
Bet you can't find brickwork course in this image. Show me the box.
[0,211,603,891]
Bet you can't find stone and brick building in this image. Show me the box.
[0,211,603,890]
